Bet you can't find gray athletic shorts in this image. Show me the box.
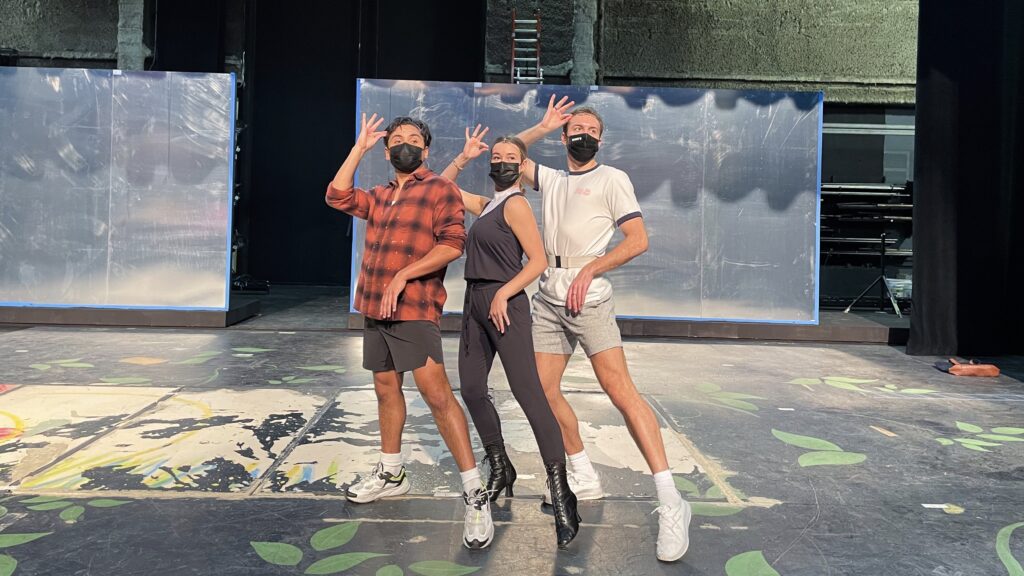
[531,294,622,357]
[363,318,444,373]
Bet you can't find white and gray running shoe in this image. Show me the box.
[462,488,495,549]
[344,463,411,503]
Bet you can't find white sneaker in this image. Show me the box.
[654,498,692,562]
[543,471,604,504]
[462,488,495,549]
[345,463,411,503]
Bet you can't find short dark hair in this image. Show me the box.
[385,116,432,147]
[491,135,528,159]
[562,106,604,136]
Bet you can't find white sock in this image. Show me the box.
[653,470,683,506]
[567,450,598,480]
[460,467,482,495]
[379,452,403,476]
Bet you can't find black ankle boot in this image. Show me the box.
[484,443,516,502]
[545,461,581,549]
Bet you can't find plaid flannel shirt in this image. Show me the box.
[326,166,466,324]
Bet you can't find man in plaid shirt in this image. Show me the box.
[326,113,494,549]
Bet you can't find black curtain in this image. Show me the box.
[246,1,359,285]
[908,0,1024,355]
[245,0,485,285]
[152,0,225,72]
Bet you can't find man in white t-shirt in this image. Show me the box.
[516,96,692,562]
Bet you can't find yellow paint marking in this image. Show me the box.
[870,425,898,437]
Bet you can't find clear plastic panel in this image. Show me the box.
[0,67,234,310]
[353,80,821,323]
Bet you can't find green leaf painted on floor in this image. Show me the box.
[798,451,867,467]
[823,379,864,392]
[956,421,984,433]
[283,376,296,381]
[20,496,65,504]
[673,476,699,495]
[232,348,275,353]
[993,427,1024,435]
[268,380,282,385]
[725,550,780,576]
[697,382,722,393]
[87,499,130,508]
[45,358,81,364]
[716,398,759,411]
[771,429,843,452]
[960,443,991,452]
[29,364,51,371]
[60,505,85,523]
[408,560,481,576]
[26,501,73,511]
[0,555,15,576]
[704,485,725,499]
[100,377,151,384]
[884,384,899,390]
[377,566,404,576]
[787,378,820,386]
[250,541,302,566]
[978,434,1024,442]
[935,438,955,446]
[0,533,52,548]
[690,503,743,517]
[299,365,346,371]
[823,377,878,384]
[176,357,218,365]
[24,419,72,436]
[0,506,5,519]
[310,522,360,551]
[714,392,765,400]
[996,522,1024,576]
[955,438,1001,447]
[899,389,936,395]
[194,351,222,357]
[333,368,347,374]
[59,363,94,368]
[304,552,388,574]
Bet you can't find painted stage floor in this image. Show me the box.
[0,325,1022,575]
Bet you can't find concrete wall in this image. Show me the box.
[0,0,120,67]
[486,0,919,104]
[0,0,243,73]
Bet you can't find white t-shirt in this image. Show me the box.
[533,163,643,306]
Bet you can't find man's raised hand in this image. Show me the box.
[540,95,576,132]
[356,113,388,152]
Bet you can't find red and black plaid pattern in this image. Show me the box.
[326,166,466,324]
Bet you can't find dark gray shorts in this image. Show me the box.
[363,318,444,373]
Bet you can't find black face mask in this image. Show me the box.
[566,133,600,163]
[488,162,521,191]
[389,143,423,173]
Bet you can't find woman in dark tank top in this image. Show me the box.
[442,130,580,549]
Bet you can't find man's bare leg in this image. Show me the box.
[589,347,668,473]
[345,370,410,503]
[590,346,689,562]
[374,370,406,455]
[410,357,477,473]
[411,359,494,550]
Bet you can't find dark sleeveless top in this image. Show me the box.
[464,192,526,283]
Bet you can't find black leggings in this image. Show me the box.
[459,282,566,464]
